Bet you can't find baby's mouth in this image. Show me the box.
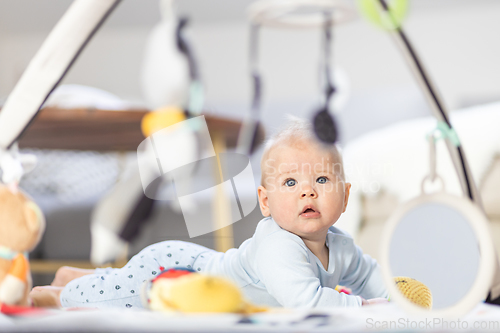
[300,205,320,217]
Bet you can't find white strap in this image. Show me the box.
[0,0,120,149]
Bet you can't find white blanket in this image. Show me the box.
[1,302,498,332]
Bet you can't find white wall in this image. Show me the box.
[0,26,153,104]
[1,0,499,142]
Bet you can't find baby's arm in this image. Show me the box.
[255,236,364,307]
[339,240,389,301]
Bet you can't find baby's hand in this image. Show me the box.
[362,298,389,306]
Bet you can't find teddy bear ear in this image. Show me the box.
[23,201,44,234]
[19,153,37,175]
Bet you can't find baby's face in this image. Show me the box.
[258,141,350,242]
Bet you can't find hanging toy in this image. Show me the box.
[91,0,204,265]
[246,1,356,147]
[357,0,408,30]
[141,107,187,137]
[357,0,500,306]
[312,11,338,144]
[141,0,190,109]
[356,0,478,203]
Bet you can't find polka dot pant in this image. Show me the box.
[60,240,216,309]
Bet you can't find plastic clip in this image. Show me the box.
[428,121,460,147]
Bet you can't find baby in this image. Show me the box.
[30,117,388,308]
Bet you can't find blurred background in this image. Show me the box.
[0,0,499,285]
[2,0,500,140]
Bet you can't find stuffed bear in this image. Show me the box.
[0,184,45,307]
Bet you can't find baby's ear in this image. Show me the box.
[257,186,271,217]
[342,182,351,213]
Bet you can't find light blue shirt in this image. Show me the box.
[204,217,388,307]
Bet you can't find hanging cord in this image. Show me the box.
[376,0,475,203]
[420,123,457,194]
[236,23,262,155]
[250,24,262,114]
[313,11,338,144]
[426,122,459,184]
[322,11,335,110]
[176,17,204,116]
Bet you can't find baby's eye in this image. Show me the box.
[316,176,328,184]
[284,179,297,187]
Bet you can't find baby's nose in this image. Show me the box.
[300,184,317,198]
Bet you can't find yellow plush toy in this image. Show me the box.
[0,185,45,307]
[394,276,432,309]
[142,268,267,314]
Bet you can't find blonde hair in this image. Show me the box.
[260,116,345,185]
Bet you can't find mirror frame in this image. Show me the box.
[380,192,496,318]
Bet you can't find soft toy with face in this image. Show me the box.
[0,185,45,307]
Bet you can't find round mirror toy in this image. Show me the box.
[380,130,496,318]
